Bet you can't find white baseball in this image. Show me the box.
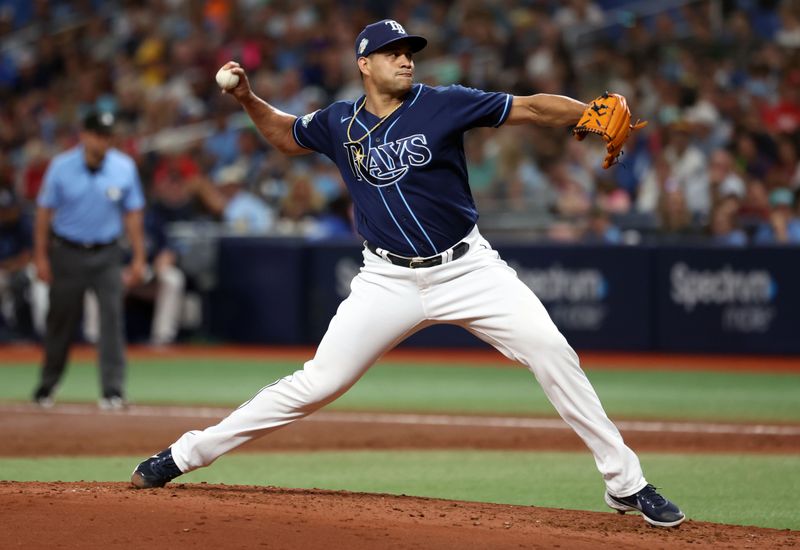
[215,67,240,90]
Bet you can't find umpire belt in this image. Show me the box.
[366,241,469,269]
[51,233,118,252]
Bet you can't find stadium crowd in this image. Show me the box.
[1,0,800,339]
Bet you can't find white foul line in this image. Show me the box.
[2,402,800,436]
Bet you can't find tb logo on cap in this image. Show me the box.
[385,20,406,34]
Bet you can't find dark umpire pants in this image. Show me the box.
[37,238,126,398]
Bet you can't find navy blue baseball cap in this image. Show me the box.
[83,110,115,135]
[355,19,427,59]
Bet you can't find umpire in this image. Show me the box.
[32,111,146,410]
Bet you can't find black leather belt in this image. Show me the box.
[366,241,469,268]
[51,233,117,251]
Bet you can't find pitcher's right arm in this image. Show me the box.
[220,61,311,156]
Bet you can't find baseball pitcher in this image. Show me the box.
[131,19,683,528]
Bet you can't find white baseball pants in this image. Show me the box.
[171,226,647,497]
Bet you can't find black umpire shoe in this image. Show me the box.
[32,387,54,409]
[130,448,183,489]
[605,484,686,528]
[99,393,127,411]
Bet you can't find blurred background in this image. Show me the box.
[1,0,799,354]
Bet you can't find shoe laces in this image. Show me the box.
[150,453,180,479]
[638,484,667,507]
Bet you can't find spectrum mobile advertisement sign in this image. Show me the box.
[499,245,653,350]
[306,243,653,350]
[656,247,799,353]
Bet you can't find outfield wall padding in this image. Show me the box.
[211,237,800,354]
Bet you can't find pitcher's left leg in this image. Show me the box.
[167,257,427,473]
[428,251,645,497]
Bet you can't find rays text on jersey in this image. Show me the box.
[344,133,433,187]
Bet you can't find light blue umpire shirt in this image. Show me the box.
[37,145,145,245]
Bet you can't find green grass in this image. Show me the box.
[1,358,799,421]
[2,451,798,530]
[3,356,799,530]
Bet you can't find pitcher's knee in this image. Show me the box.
[301,380,346,408]
[292,361,354,408]
[518,334,578,369]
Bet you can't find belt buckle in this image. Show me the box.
[408,257,426,269]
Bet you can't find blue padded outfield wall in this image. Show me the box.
[212,238,308,344]
[210,237,800,354]
[655,247,800,354]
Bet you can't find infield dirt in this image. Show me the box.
[2,480,798,549]
[1,403,798,549]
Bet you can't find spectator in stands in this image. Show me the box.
[310,194,356,241]
[563,138,595,201]
[546,220,583,243]
[19,139,51,204]
[753,187,800,244]
[545,158,591,218]
[771,135,800,190]
[721,10,760,68]
[684,95,725,156]
[465,129,500,208]
[136,209,186,346]
[309,158,346,203]
[610,131,651,202]
[494,129,550,212]
[277,171,325,235]
[271,69,309,116]
[733,130,775,181]
[149,147,211,224]
[0,184,34,339]
[231,128,268,192]
[595,177,631,216]
[707,149,746,206]
[636,154,672,216]
[776,2,800,49]
[4,150,43,335]
[554,0,605,31]
[203,111,241,175]
[657,188,696,242]
[708,196,748,247]
[205,163,275,234]
[661,121,710,216]
[582,207,622,245]
[737,178,772,230]
[522,18,567,92]
[1,0,800,267]
[760,71,800,135]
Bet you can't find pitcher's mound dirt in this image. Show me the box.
[1,481,798,550]
[2,403,798,548]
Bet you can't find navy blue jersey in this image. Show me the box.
[293,84,511,257]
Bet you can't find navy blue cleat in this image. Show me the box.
[605,484,685,528]
[130,448,183,489]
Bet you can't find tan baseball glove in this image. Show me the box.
[573,92,647,169]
